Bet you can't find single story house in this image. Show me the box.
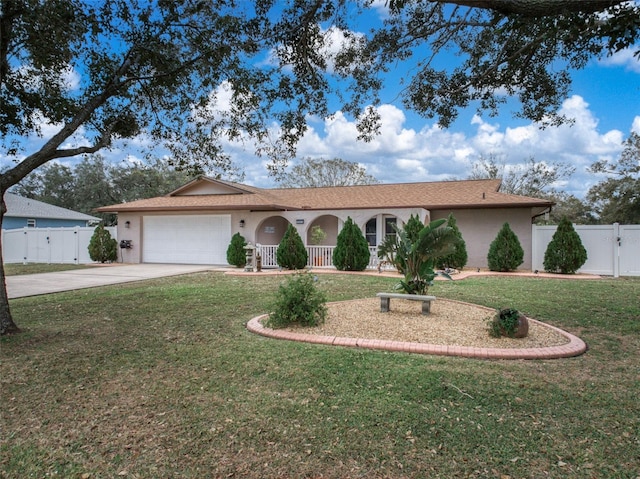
[97,176,554,270]
[3,192,100,229]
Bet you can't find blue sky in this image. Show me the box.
[3,2,639,200]
[237,5,640,199]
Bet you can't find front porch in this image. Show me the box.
[257,245,388,271]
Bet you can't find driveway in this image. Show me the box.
[6,264,216,299]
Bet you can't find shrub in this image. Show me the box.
[489,307,529,338]
[277,224,308,270]
[403,214,424,243]
[266,273,327,328]
[487,222,524,272]
[378,214,423,273]
[226,232,247,267]
[333,217,370,271]
[395,219,459,294]
[543,218,588,274]
[437,213,468,270]
[310,225,327,245]
[88,224,118,263]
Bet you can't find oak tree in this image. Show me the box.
[278,157,378,188]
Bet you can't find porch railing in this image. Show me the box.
[256,244,390,271]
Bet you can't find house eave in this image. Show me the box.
[95,204,292,213]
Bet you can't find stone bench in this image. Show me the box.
[376,292,436,315]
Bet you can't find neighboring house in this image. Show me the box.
[98,176,554,270]
[2,192,100,229]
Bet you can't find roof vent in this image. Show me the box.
[482,192,486,199]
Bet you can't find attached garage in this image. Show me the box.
[142,215,231,265]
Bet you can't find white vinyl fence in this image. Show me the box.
[2,227,117,265]
[532,223,640,277]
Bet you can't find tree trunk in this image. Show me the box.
[442,0,624,16]
[0,198,19,335]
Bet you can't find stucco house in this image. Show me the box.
[3,192,100,229]
[97,176,553,270]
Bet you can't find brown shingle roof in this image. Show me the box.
[97,178,553,213]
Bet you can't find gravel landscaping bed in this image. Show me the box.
[284,297,570,349]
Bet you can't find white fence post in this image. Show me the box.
[613,223,620,278]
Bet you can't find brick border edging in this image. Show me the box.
[246,308,588,360]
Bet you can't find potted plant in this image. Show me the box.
[489,307,529,338]
[310,225,327,266]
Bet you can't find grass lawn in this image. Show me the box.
[3,263,92,276]
[1,272,639,478]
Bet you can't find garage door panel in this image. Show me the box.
[143,215,231,264]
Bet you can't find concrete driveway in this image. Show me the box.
[6,264,216,299]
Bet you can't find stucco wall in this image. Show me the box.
[116,207,535,270]
[431,208,535,270]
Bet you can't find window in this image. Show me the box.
[384,217,397,237]
[27,219,36,228]
[365,218,377,246]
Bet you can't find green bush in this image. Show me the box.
[88,224,118,263]
[377,214,423,273]
[403,214,424,243]
[333,217,370,271]
[266,273,327,328]
[487,222,524,272]
[489,307,528,338]
[226,232,247,267]
[543,218,588,274]
[437,213,468,270]
[276,224,308,270]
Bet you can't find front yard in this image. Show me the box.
[1,273,638,478]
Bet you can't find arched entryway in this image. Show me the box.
[255,216,291,268]
[306,215,339,267]
[306,215,339,245]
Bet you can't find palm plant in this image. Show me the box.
[390,219,459,295]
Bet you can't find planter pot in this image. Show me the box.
[493,310,529,338]
[513,314,529,338]
[499,314,529,338]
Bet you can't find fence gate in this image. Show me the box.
[2,227,117,264]
[619,225,640,277]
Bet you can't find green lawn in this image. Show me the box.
[3,263,91,276]
[1,272,639,478]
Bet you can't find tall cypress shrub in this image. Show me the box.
[404,214,424,243]
[437,213,468,270]
[88,224,118,263]
[276,224,308,270]
[543,218,588,274]
[333,217,370,271]
[226,232,247,267]
[487,222,524,272]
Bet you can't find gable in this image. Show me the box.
[168,177,258,196]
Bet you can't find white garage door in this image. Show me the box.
[142,215,231,264]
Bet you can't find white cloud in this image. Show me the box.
[62,66,81,90]
[284,95,628,197]
[600,48,640,73]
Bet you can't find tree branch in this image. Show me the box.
[431,0,625,16]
